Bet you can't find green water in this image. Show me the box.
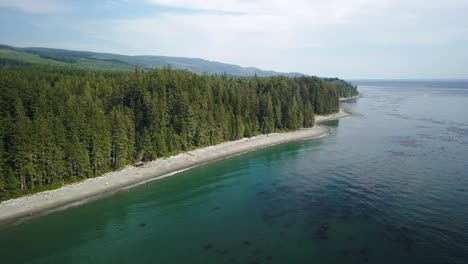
[1,82,468,263]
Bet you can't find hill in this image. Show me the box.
[0,44,302,77]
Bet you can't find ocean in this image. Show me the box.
[1,80,468,263]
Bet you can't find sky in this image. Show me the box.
[0,0,467,79]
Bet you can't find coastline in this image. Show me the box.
[314,108,350,122]
[339,94,360,101]
[0,109,350,225]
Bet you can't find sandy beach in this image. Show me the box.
[0,109,350,225]
[339,95,360,101]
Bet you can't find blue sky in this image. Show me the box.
[1,0,467,79]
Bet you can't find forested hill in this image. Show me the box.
[0,65,357,200]
[0,44,302,77]
[0,44,358,95]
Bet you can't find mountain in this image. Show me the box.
[0,44,303,77]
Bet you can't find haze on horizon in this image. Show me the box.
[1,0,467,79]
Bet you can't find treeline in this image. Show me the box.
[0,66,356,200]
[323,78,359,98]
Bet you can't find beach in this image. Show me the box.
[0,109,350,225]
[339,95,360,101]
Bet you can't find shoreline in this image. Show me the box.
[339,94,360,101]
[0,109,350,225]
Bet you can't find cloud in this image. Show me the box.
[107,0,394,50]
[91,0,465,78]
[0,0,69,14]
[144,0,259,13]
[4,0,467,78]
[143,0,393,23]
[105,1,467,53]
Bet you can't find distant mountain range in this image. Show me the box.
[0,44,303,77]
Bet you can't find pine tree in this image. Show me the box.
[10,98,34,190]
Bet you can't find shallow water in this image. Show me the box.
[1,82,468,263]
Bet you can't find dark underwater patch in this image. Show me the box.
[316,222,331,240]
[202,243,214,251]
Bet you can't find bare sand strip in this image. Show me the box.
[0,110,350,225]
[339,95,360,101]
[314,108,350,122]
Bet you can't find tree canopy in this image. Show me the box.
[0,65,357,200]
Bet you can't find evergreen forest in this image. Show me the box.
[0,64,358,200]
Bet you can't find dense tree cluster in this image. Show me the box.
[323,78,359,98]
[0,58,32,68]
[0,66,356,200]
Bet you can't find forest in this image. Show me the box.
[322,78,359,98]
[0,65,358,200]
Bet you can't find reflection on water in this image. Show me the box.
[1,83,468,264]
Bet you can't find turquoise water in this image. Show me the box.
[1,82,468,263]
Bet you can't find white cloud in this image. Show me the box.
[103,1,468,58]
[10,0,467,78]
[0,0,68,13]
[106,0,394,53]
